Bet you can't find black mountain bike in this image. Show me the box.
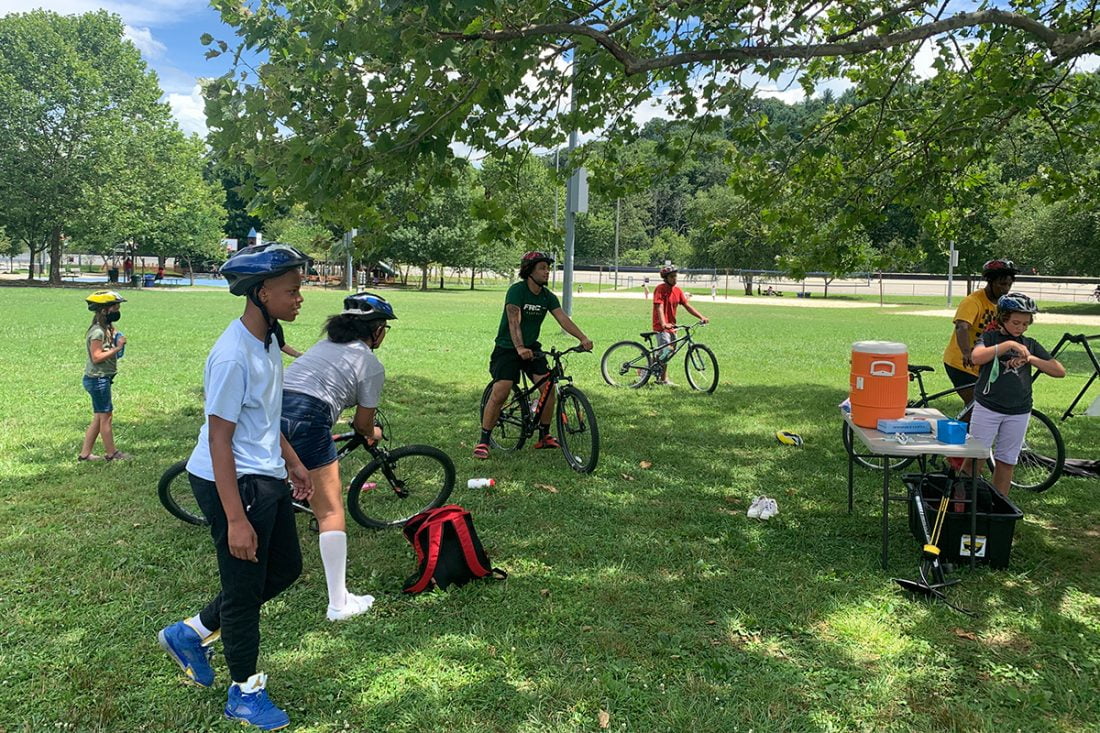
[600,321,718,392]
[479,345,599,473]
[841,364,1065,492]
[158,419,455,529]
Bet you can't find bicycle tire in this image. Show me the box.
[480,380,529,451]
[158,459,208,526]
[600,340,653,388]
[346,444,456,529]
[986,408,1065,492]
[556,385,600,473]
[684,343,719,393]
[841,422,918,472]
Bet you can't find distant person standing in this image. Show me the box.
[642,277,650,299]
[155,264,165,281]
[942,259,1017,406]
[123,257,133,281]
[79,291,130,461]
[652,265,709,386]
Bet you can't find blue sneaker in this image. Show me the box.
[157,620,215,687]
[225,673,290,731]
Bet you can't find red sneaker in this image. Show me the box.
[533,434,560,449]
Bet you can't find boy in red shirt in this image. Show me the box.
[652,265,709,385]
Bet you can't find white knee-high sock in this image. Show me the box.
[318,531,349,610]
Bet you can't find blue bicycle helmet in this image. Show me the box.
[997,292,1038,317]
[220,243,312,296]
[342,292,397,321]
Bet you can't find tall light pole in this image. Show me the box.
[561,55,580,316]
[614,197,621,289]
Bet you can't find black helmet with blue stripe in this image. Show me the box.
[342,292,396,321]
[220,243,312,296]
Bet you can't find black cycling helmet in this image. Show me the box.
[220,243,312,296]
[997,292,1038,317]
[519,250,554,279]
[342,292,397,321]
[982,258,1018,280]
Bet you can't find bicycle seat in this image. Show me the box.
[908,365,934,374]
[640,331,658,340]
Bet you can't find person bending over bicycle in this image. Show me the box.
[158,243,314,731]
[942,258,1017,406]
[281,292,395,622]
[652,265,709,386]
[968,293,1065,495]
[475,251,593,459]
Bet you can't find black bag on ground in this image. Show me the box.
[402,505,507,594]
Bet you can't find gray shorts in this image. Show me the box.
[969,402,1030,465]
[656,331,675,361]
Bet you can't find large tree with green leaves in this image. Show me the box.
[205,2,1100,220]
[0,10,187,284]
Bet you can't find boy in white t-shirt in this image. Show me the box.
[158,243,313,731]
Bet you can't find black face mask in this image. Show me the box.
[106,311,121,323]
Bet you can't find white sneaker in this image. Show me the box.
[747,496,767,519]
[759,498,779,520]
[326,592,375,622]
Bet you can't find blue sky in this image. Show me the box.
[0,0,239,136]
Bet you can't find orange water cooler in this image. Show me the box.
[849,341,908,428]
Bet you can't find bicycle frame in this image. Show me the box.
[513,348,577,436]
[642,323,700,364]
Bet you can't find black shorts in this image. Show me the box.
[489,342,549,383]
[943,362,977,391]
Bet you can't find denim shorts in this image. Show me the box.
[83,375,114,413]
[281,391,337,470]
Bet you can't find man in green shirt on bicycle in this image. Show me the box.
[475,251,593,459]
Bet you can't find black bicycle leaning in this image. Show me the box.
[600,321,718,392]
[158,420,455,529]
[841,363,1065,492]
[479,345,599,473]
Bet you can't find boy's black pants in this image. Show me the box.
[188,473,302,683]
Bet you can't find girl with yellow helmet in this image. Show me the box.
[79,290,130,461]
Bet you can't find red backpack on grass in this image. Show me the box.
[401,505,507,594]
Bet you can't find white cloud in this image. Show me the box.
[0,0,201,26]
[166,83,206,137]
[123,24,165,58]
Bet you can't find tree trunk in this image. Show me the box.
[823,276,834,298]
[48,228,63,286]
[470,268,475,290]
[419,264,428,291]
[741,273,753,296]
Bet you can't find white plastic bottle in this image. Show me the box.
[467,478,495,489]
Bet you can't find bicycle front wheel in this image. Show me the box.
[987,408,1065,492]
[158,460,208,527]
[600,341,653,388]
[684,343,719,393]
[556,385,599,473]
[480,380,529,451]
[347,445,456,529]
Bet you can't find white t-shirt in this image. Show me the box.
[187,319,286,481]
[283,338,385,424]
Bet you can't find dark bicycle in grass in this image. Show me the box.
[158,415,455,529]
[479,345,599,473]
[600,321,718,392]
[841,363,1065,492]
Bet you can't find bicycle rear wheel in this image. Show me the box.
[158,459,208,527]
[556,385,599,473]
[684,343,719,393]
[841,423,917,472]
[600,341,653,388]
[986,408,1065,492]
[480,381,529,451]
[346,445,456,529]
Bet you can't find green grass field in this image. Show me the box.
[1,285,1098,732]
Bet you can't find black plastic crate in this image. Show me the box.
[903,472,1024,569]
